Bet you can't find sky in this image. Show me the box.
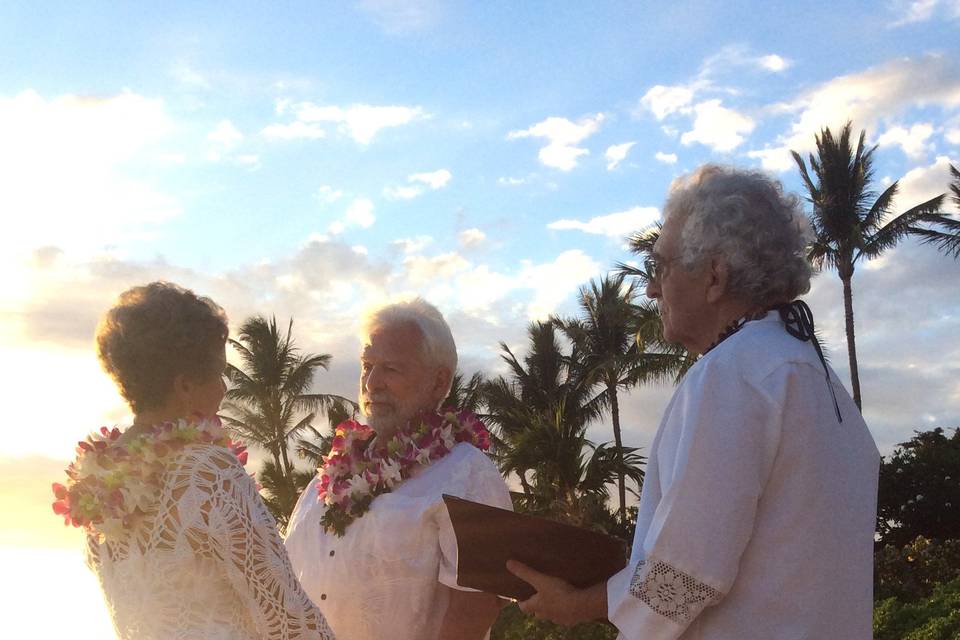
[1,2,959,635]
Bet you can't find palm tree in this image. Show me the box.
[556,274,649,522]
[257,460,317,531]
[503,402,645,528]
[221,315,355,522]
[792,122,958,409]
[482,321,609,500]
[442,371,487,413]
[295,400,359,469]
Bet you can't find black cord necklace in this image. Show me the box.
[700,300,843,423]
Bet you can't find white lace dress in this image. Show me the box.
[86,444,335,640]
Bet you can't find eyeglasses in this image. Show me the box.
[643,254,682,282]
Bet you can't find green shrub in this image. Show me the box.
[875,537,960,602]
[874,577,960,640]
[490,603,618,640]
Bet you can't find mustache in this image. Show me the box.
[363,395,395,404]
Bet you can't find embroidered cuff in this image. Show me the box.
[628,558,723,625]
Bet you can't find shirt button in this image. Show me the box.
[329,550,335,557]
[320,594,327,600]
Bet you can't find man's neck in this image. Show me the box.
[693,299,761,355]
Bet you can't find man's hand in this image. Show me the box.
[506,560,608,627]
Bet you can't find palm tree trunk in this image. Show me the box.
[609,381,626,522]
[519,472,532,496]
[841,275,862,410]
[279,442,297,501]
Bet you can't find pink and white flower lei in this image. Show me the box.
[52,415,248,542]
[317,408,491,536]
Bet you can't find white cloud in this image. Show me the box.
[357,0,442,34]
[295,103,427,144]
[638,85,695,120]
[749,54,960,172]
[747,147,796,173]
[170,61,210,89]
[699,45,792,77]
[345,198,375,227]
[392,235,434,254]
[655,151,678,165]
[887,0,958,26]
[384,185,423,200]
[207,120,243,149]
[605,142,636,170]
[385,168,452,200]
[680,100,755,151]
[548,206,661,239]
[0,90,178,260]
[877,123,935,159]
[409,169,451,189]
[328,197,376,234]
[894,155,957,213]
[317,185,344,203]
[947,125,960,145]
[519,250,601,320]
[508,114,605,171]
[458,228,486,247]
[262,121,326,140]
[498,176,528,186]
[759,54,791,72]
[404,252,470,285]
[235,154,261,170]
[636,46,788,122]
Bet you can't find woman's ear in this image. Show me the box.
[169,372,196,412]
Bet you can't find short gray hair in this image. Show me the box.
[361,297,458,375]
[664,164,814,307]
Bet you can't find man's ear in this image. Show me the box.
[433,366,453,404]
[705,255,729,304]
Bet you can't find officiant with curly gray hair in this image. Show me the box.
[508,164,880,639]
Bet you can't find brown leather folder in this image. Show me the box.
[442,494,628,600]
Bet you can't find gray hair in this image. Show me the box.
[664,164,814,307]
[361,297,458,376]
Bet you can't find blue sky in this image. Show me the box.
[1,0,959,471]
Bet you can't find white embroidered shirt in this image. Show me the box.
[607,313,880,639]
[86,444,335,640]
[284,442,512,640]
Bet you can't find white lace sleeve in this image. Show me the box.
[184,448,336,640]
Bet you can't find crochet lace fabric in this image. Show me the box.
[629,558,723,625]
[87,445,334,640]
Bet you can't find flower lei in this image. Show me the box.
[317,408,491,537]
[52,416,248,542]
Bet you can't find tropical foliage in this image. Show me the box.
[791,122,958,408]
[876,427,960,548]
[221,315,355,526]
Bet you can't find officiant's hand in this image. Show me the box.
[506,560,607,627]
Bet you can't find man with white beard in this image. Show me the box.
[285,298,511,640]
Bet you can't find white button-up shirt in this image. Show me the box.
[606,313,880,639]
[285,442,512,640]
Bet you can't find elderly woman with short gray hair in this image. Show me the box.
[509,164,880,639]
[55,282,335,640]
